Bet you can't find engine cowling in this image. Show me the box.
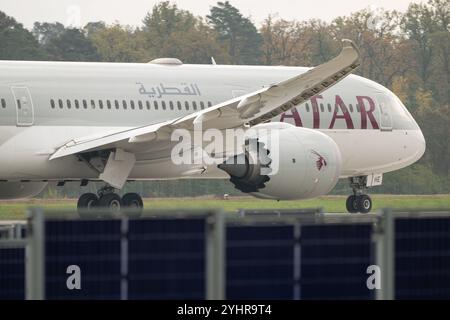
[218,123,342,200]
[0,182,48,199]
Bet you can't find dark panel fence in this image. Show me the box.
[1,209,450,300]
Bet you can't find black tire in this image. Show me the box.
[77,193,99,218]
[356,194,372,213]
[346,195,359,213]
[97,193,122,213]
[122,193,144,217]
[77,193,98,210]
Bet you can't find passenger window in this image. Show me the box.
[130,100,135,110]
[50,99,55,109]
[154,101,159,110]
[16,99,21,109]
[67,100,71,109]
[91,100,96,109]
[75,100,80,109]
[115,100,119,109]
[320,103,324,112]
[107,100,111,109]
[185,101,189,110]
[208,101,212,107]
[169,101,174,110]
[200,102,205,109]
[146,101,150,110]
[177,101,182,110]
[327,103,331,112]
[123,100,127,109]
[356,104,360,112]
[349,104,354,112]
[193,101,198,110]
[138,101,143,110]
[59,99,63,109]
[305,103,310,112]
[99,100,103,109]
[162,101,166,110]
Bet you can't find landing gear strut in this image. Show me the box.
[77,185,144,217]
[346,176,372,214]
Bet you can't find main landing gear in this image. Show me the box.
[346,176,372,214]
[77,185,143,217]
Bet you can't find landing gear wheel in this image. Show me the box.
[77,193,99,217]
[346,195,359,213]
[97,193,122,213]
[122,193,144,217]
[356,194,372,213]
[77,193,98,210]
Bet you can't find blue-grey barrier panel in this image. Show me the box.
[396,217,450,299]
[0,248,25,300]
[226,225,294,299]
[300,224,374,299]
[128,218,206,299]
[45,220,122,299]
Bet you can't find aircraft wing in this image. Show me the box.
[50,39,360,161]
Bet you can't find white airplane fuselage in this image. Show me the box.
[0,60,425,185]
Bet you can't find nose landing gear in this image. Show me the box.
[346,194,372,213]
[346,176,373,214]
[77,185,144,217]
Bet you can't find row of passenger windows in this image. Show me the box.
[50,99,213,111]
[3,97,364,114]
[304,102,362,113]
[49,99,363,113]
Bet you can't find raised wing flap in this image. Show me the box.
[246,39,360,125]
[50,39,360,161]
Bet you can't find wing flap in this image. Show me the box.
[50,39,360,161]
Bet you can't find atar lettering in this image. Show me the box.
[280,94,379,129]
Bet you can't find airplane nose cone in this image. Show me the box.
[410,129,426,163]
[417,129,426,159]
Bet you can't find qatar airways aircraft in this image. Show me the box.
[0,40,425,214]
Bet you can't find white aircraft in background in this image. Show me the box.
[0,40,425,214]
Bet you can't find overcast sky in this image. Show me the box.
[1,0,422,29]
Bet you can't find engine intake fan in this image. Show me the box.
[218,139,272,193]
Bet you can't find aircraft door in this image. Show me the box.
[376,93,392,131]
[11,86,34,126]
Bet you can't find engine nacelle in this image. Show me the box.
[218,123,342,200]
[0,182,48,199]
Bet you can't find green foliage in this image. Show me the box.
[87,24,144,62]
[33,23,99,61]
[207,1,262,64]
[0,12,45,60]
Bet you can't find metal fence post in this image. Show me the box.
[374,208,395,300]
[26,208,45,300]
[120,216,129,300]
[206,210,225,300]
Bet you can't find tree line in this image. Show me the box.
[0,0,448,196]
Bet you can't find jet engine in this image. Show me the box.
[0,182,48,199]
[218,123,342,200]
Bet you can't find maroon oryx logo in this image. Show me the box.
[311,150,327,171]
